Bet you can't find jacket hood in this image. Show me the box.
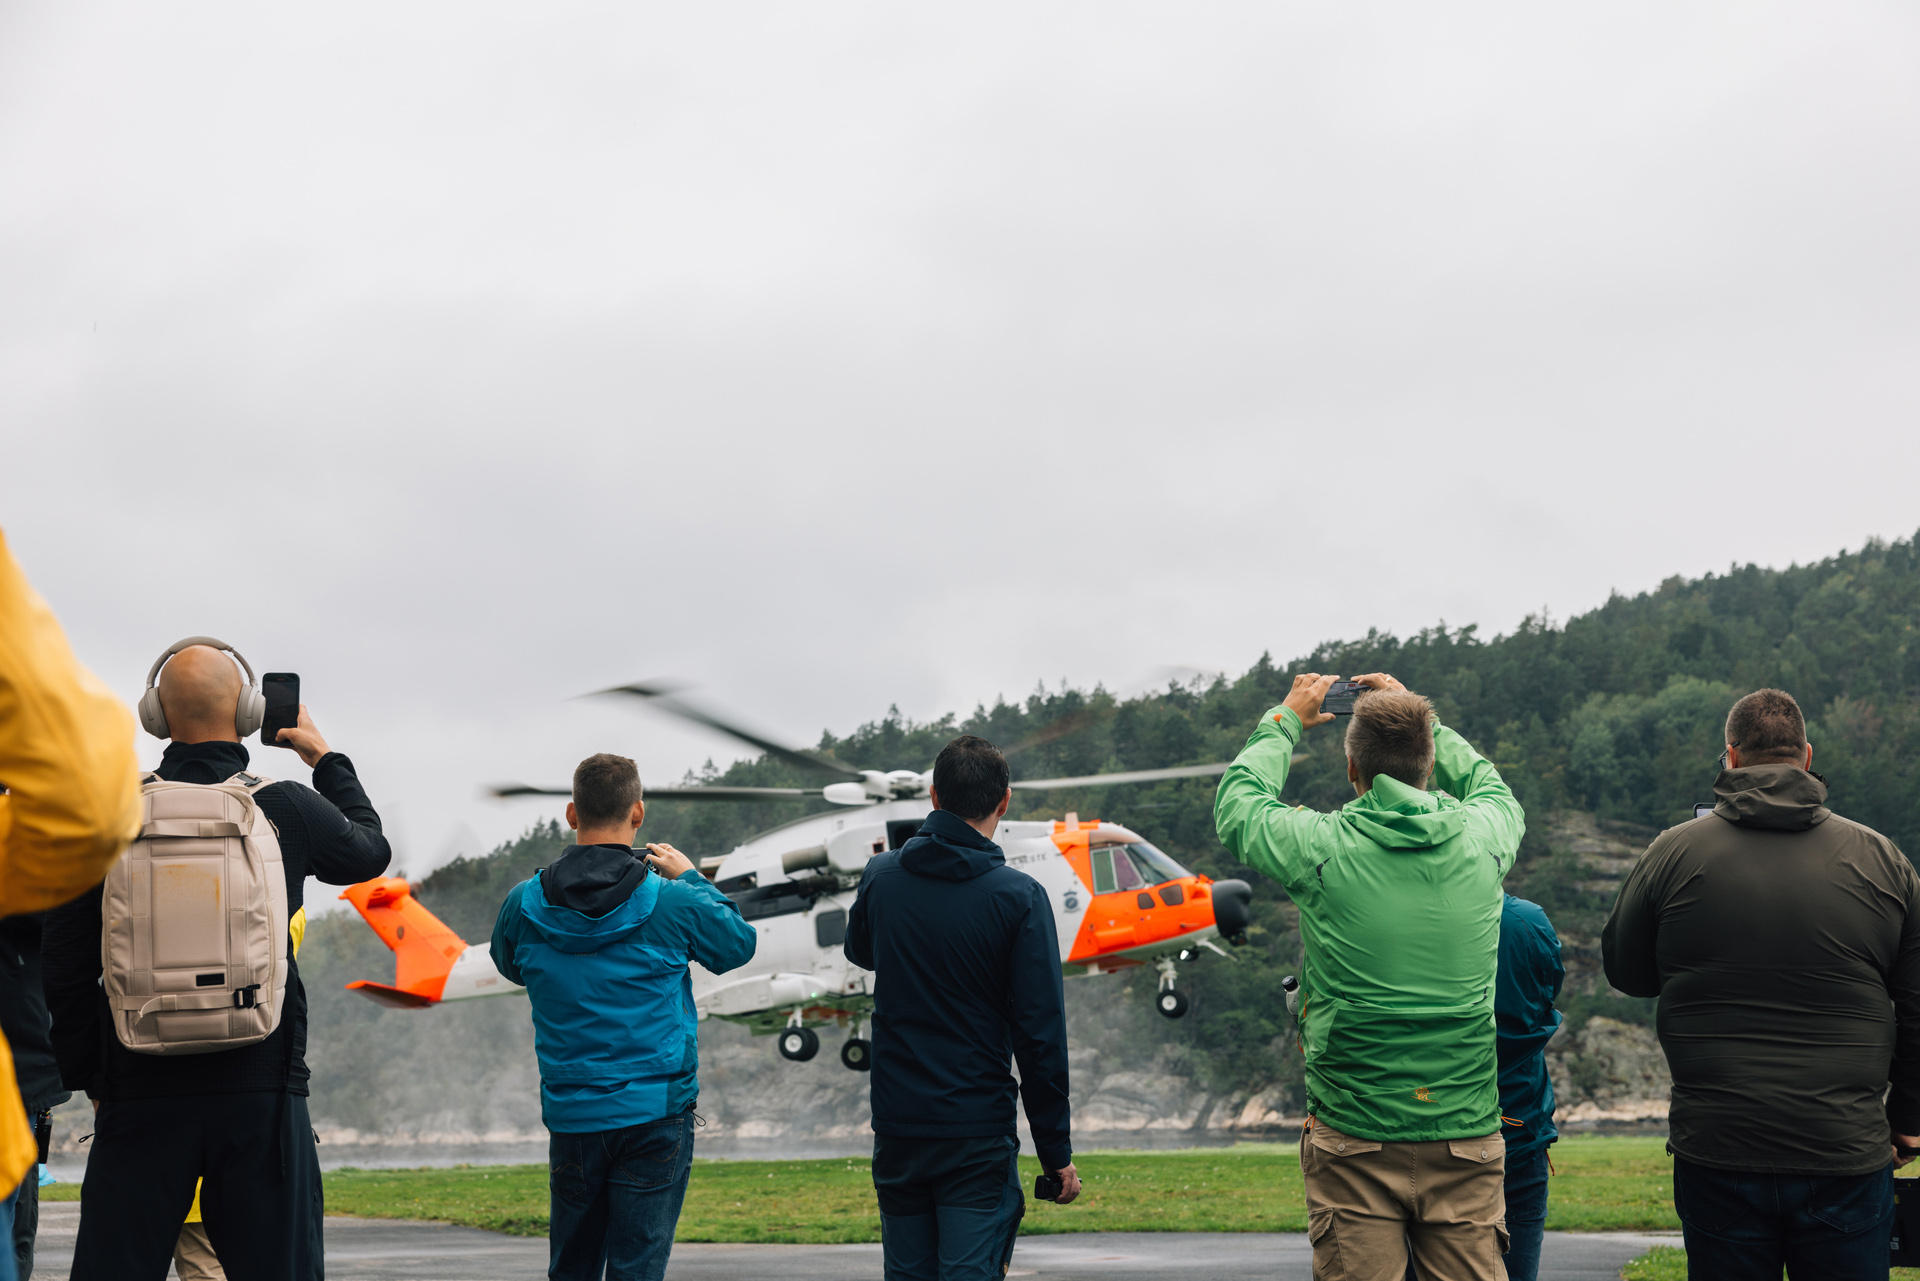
[899,809,1006,882]
[1713,764,1830,831]
[1337,773,1467,850]
[520,852,663,953]
[542,844,650,917]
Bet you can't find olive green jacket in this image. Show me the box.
[1214,706,1524,1142]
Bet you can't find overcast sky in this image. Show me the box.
[4,2,1916,880]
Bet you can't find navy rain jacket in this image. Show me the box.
[1496,893,1564,1159]
[844,809,1073,1170]
[492,844,758,1134]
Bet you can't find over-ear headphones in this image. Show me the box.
[137,636,266,740]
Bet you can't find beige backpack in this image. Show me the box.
[102,771,289,1055]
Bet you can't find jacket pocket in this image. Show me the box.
[1447,1134,1505,1164]
[1309,1119,1385,1157]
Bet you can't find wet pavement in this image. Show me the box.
[31,1202,1678,1279]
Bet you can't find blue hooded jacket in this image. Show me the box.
[844,810,1073,1170]
[491,844,758,1134]
[1497,893,1564,1159]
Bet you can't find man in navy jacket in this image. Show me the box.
[491,753,757,1281]
[845,734,1077,1281]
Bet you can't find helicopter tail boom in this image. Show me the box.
[339,876,523,1006]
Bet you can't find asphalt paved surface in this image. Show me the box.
[33,1202,1678,1278]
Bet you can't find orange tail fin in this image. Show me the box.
[339,877,470,1006]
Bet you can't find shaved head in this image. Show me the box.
[156,645,243,742]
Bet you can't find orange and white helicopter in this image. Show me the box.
[340,684,1260,1071]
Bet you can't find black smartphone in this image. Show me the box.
[262,673,300,747]
[1033,1173,1063,1202]
[1323,680,1368,716]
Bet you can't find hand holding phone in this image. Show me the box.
[1033,1164,1081,1204]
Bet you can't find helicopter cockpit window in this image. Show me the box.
[1096,840,1191,888]
[1091,847,1117,895]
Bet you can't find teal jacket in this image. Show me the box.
[1497,894,1563,1158]
[1214,706,1524,1142]
[492,850,757,1134]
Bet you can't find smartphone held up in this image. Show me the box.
[262,672,300,746]
[1321,680,1369,716]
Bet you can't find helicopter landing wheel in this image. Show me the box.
[840,1037,872,1071]
[1155,988,1189,1020]
[778,1026,820,1061]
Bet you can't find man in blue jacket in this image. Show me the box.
[1495,894,1564,1281]
[491,753,757,1281]
[845,734,1078,1281]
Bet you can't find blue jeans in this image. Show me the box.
[1673,1156,1894,1281]
[1502,1146,1550,1281]
[872,1134,1024,1281]
[0,1180,17,1281]
[548,1110,695,1281]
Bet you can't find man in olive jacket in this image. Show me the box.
[1603,688,1920,1280]
[1215,672,1523,1281]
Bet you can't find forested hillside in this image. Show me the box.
[300,531,1920,1140]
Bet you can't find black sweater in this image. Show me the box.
[44,740,391,1100]
[844,809,1073,1170]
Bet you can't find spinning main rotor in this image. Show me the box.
[488,682,1257,806]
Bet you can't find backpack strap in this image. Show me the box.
[223,772,275,795]
[118,987,265,1017]
[140,773,162,786]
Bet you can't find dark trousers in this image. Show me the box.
[872,1134,1024,1281]
[1673,1156,1894,1281]
[548,1109,695,1281]
[1502,1145,1551,1281]
[10,1168,34,1281]
[71,1093,322,1281]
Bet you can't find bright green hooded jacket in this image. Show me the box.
[1215,705,1524,1142]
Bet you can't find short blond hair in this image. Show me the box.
[1345,690,1437,789]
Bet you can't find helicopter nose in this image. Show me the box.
[1211,879,1253,941]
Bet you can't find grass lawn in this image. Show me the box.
[293,1133,1682,1242]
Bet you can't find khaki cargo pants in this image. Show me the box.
[1300,1116,1508,1281]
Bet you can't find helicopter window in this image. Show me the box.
[1097,840,1191,887]
[1091,848,1117,895]
[815,909,847,948]
[1109,848,1145,891]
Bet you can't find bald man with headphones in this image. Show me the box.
[44,638,393,1281]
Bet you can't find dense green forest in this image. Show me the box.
[305,531,1920,1126]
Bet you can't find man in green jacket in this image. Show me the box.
[1215,672,1524,1281]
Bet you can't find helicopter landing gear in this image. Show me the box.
[1154,956,1188,1019]
[778,1017,820,1062]
[838,1017,872,1071]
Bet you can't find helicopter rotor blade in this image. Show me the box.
[589,683,861,780]
[489,783,818,802]
[1010,754,1310,791]
[1010,763,1232,790]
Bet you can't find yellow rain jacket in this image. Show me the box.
[0,531,141,1191]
